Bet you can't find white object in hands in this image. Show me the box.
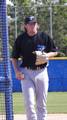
[34,51,48,65]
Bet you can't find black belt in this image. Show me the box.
[25,63,47,70]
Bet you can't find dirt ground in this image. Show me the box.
[14,114,67,120]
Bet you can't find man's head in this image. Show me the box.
[24,16,39,36]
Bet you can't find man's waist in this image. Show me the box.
[21,63,47,70]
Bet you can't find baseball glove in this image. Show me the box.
[33,51,48,65]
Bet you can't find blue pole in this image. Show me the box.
[0,0,13,120]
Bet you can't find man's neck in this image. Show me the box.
[27,31,37,37]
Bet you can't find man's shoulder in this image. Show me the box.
[16,32,26,42]
[17,32,26,38]
[38,31,49,40]
[38,31,49,36]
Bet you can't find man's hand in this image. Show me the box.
[15,70,24,80]
[11,58,24,80]
[57,52,65,57]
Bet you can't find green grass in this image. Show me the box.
[13,92,26,114]
[47,92,67,113]
[13,92,67,114]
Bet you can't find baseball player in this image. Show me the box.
[12,16,59,120]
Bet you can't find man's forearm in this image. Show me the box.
[46,52,58,58]
[11,58,19,73]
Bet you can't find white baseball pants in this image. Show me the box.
[21,67,49,120]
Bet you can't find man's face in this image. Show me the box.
[24,22,38,34]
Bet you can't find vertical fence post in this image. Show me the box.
[0,0,13,120]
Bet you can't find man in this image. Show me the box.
[12,16,58,120]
